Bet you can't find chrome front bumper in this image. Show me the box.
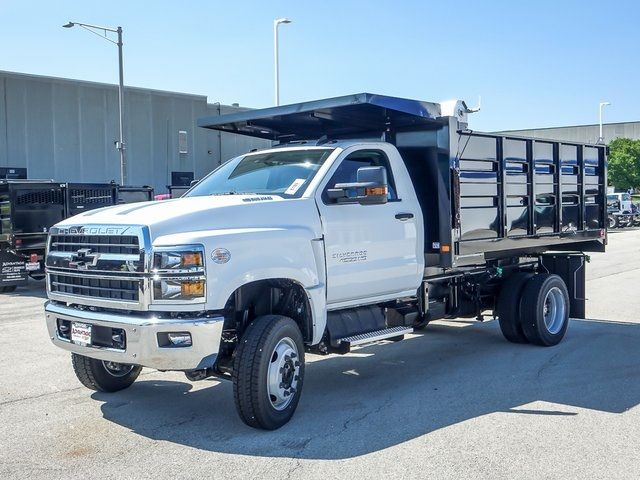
[44,301,224,371]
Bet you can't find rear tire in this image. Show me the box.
[496,272,534,343]
[71,353,141,392]
[232,315,305,430]
[520,274,570,346]
[608,215,618,229]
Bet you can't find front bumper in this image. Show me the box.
[44,301,224,371]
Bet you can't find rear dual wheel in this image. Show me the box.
[497,273,569,347]
[497,272,534,343]
[520,275,569,346]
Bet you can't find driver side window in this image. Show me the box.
[322,149,397,204]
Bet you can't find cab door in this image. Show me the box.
[316,145,423,306]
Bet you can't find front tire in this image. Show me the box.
[71,353,141,392]
[520,274,570,346]
[232,315,305,430]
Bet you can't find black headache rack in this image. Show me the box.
[198,93,607,270]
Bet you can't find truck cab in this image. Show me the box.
[44,93,607,429]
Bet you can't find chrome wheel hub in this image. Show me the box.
[267,337,300,411]
[102,361,135,377]
[543,286,566,335]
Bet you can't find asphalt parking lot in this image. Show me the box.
[1,229,639,480]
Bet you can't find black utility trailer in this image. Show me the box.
[0,181,65,291]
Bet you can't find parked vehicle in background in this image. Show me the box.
[607,193,636,228]
[43,93,607,429]
[1,181,153,292]
[631,202,640,226]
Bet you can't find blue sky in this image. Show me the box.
[0,0,637,131]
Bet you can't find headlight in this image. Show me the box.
[153,278,205,301]
[152,246,206,302]
[153,248,204,273]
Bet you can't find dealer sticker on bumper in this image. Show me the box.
[71,322,92,346]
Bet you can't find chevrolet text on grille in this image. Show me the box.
[54,226,131,235]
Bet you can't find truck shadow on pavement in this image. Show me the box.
[94,318,640,460]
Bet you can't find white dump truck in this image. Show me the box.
[44,94,607,429]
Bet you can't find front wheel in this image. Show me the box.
[71,353,142,392]
[232,315,305,430]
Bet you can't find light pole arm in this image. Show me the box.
[68,21,118,33]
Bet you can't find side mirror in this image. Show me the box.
[190,179,199,187]
[327,166,388,205]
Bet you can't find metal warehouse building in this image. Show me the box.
[497,121,640,145]
[0,70,268,193]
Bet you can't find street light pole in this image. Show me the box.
[63,21,127,184]
[598,101,611,144]
[273,18,292,106]
[116,26,126,185]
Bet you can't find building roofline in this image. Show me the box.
[0,69,211,101]
[498,120,640,133]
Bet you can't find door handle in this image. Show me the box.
[395,212,414,221]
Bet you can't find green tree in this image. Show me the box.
[608,138,640,191]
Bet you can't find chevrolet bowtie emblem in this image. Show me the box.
[69,248,100,270]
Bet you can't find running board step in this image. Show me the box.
[338,326,414,347]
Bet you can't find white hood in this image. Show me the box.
[56,195,322,241]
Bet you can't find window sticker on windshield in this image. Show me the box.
[285,178,306,195]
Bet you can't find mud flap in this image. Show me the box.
[540,253,586,319]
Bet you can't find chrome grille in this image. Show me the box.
[49,273,140,301]
[46,225,149,310]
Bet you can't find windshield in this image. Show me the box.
[186,148,334,198]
